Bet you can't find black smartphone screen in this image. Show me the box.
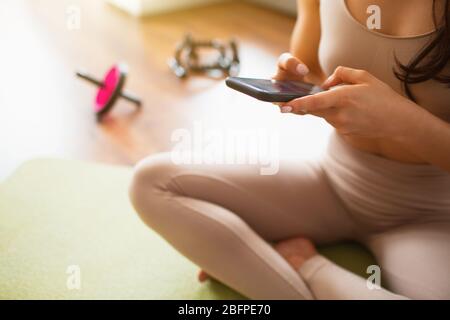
[226,77,321,102]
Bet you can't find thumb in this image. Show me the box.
[322,66,372,89]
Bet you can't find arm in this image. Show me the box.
[288,0,325,84]
[272,0,325,106]
[392,103,450,172]
[282,66,450,173]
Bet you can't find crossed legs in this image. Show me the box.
[129,153,450,299]
[129,153,358,299]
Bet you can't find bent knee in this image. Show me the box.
[129,153,179,217]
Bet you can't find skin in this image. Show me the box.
[199,0,450,281]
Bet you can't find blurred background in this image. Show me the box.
[0,0,331,180]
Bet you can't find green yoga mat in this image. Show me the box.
[0,159,376,299]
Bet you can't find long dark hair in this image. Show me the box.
[395,0,450,100]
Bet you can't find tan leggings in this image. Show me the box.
[129,133,450,299]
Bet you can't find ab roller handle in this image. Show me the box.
[76,70,142,106]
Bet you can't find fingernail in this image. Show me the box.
[280,106,293,113]
[296,64,309,76]
[321,78,331,88]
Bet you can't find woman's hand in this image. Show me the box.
[281,66,418,139]
[273,53,311,113]
[274,237,318,270]
[273,52,310,82]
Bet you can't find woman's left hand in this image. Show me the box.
[280,66,417,139]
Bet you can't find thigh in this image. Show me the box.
[148,153,358,243]
[365,222,450,299]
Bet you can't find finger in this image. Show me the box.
[281,103,341,122]
[322,66,372,89]
[283,89,344,114]
[308,107,339,119]
[277,52,309,77]
[273,68,304,81]
[309,107,350,131]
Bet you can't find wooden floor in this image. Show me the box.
[0,0,331,179]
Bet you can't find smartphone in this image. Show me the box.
[225,77,322,102]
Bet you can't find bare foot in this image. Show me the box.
[274,237,318,270]
[198,269,210,282]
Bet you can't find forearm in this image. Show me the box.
[394,101,450,173]
[291,0,324,84]
[298,255,408,300]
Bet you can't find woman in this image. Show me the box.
[129,0,450,299]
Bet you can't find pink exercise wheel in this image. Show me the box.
[76,63,141,121]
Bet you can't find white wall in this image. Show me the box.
[107,0,225,16]
[107,0,297,16]
[249,0,297,15]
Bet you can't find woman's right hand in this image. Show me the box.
[273,52,310,81]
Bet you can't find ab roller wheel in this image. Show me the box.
[76,63,142,121]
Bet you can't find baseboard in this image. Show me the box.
[106,0,227,16]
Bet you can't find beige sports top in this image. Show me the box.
[319,0,450,122]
